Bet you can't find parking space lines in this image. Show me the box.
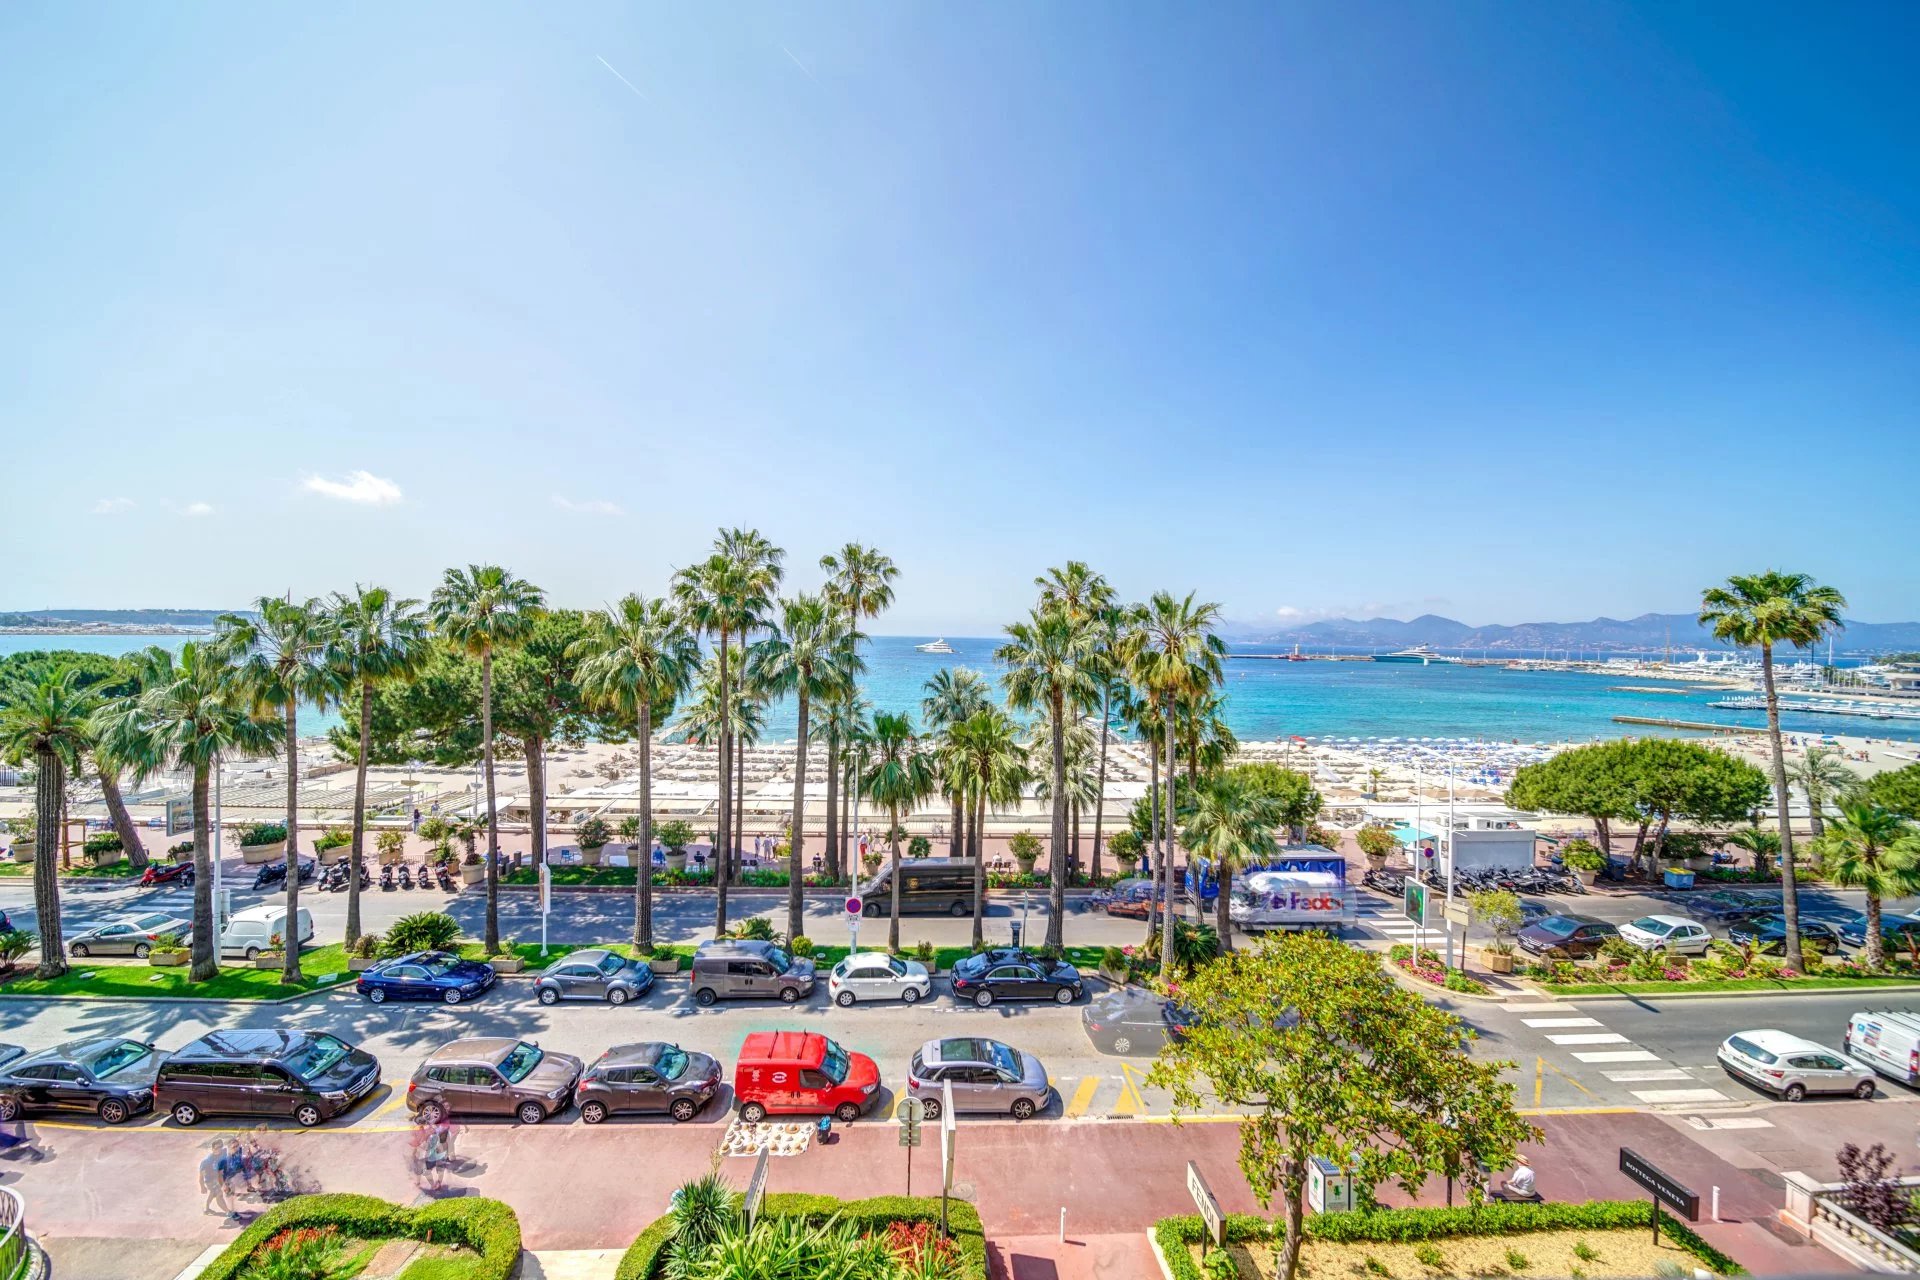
[1063,1076,1101,1119]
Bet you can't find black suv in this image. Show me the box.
[0,1037,159,1124]
[156,1030,381,1128]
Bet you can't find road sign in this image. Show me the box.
[1618,1148,1698,1221]
[896,1098,923,1148]
[1403,879,1426,924]
[743,1145,770,1228]
[1186,1161,1223,1248]
[939,1079,956,1238]
[1444,900,1472,928]
[166,795,194,838]
[846,896,863,916]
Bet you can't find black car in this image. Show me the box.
[0,1045,25,1074]
[949,949,1084,1007]
[574,1042,722,1124]
[1726,914,1842,957]
[0,1037,160,1124]
[356,950,498,1004]
[1819,911,1920,952]
[1683,892,1783,925]
[156,1029,380,1128]
[1081,988,1197,1056]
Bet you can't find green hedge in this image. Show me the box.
[193,1193,521,1280]
[615,1192,987,1280]
[1152,1201,1744,1278]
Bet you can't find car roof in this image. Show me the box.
[1535,914,1605,927]
[739,1031,824,1063]
[1729,1029,1825,1053]
[695,939,776,956]
[387,950,463,965]
[1633,914,1694,928]
[846,952,898,967]
[22,1037,146,1067]
[558,948,615,965]
[424,1038,520,1064]
[172,1030,328,1061]
[922,1037,1007,1065]
[597,1042,668,1067]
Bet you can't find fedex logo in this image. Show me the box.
[1262,892,1342,912]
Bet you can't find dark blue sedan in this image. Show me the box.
[1820,911,1920,952]
[356,950,498,1005]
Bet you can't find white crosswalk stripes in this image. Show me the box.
[1522,1001,1736,1106]
[1546,1032,1628,1045]
[1572,1050,1660,1063]
[1522,1017,1601,1028]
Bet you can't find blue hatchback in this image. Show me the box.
[356,950,498,1005]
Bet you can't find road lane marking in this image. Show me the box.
[1630,1088,1729,1104]
[1572,1050,1659,1063]
[1603,1069,1689,1083]
[1501,1003,1571,1013]
[1110,1064,1147,1117]
[1523,1017,1601,1028]
[1546,1033,1627,1045]
[1683,1115,1773,1130]
[1534,1056,1595,1107]
[1064,1076,1100,1119]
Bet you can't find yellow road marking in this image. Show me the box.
[1064,1076,1101,1118]
[1111,1064,1148,1117]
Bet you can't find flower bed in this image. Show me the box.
[1387,945,1491,995]
[1527,950,1920,996]
[616,1193,987,1280]
[194,1193,520,1280]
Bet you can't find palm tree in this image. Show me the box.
[860,711,937,950]
[1701,572,1848,970]
[675,664,765,936]
[1182,775,1281,952]
[1815,803,1920,969]
[1037,564,1119,877]
[430,565,545,954]
[329,586,427,949]
[89,657,153,870]
[573,594,700,952]
[939,709,1030,947]
[0,669,99,978]
[1031,706,1100,899]
[821,544,897,877]
[99,644,278,979]
[998,609,1099,948]
[921,668,993,857]
[1725,827,1780,879]
[748,594,846,942]
[1121,591,1226,980]
[219,597,339,983]
[811,682,869,883]
[1792,746,1857,842]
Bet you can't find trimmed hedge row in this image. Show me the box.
[1153,1200,1744,1278]
[615,1192,987,1280]
[193,1193,521,1280]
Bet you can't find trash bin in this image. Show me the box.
[1009,920,1023,949]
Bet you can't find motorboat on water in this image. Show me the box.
[915,638,956,654]
[1373,645,1455,665]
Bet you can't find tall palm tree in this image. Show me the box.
[1031,706,1100,900]
[748,594,846,943]
[1725,827,1780,879]
[1792,746,1857,842]
[675,664,764,936]
[1037,564,1119,877]
[939,709,1030,947]
[99,644,278,979]
[574,594,700,952]
[998,609,1098,949]
[329,586,427,949]
[825,696,874,883]
[430,565,545,954]
[921,668,993,857]
[88,657,153,870]
[219,597,339,983]
[0,669,99,978]
[811,680,868,883]
[1182,775,1281,953]
[1121,591,1226,980]
[1701,571,1848,970]
[860,711,936,951]
[1815,803,1920,969]
[821,544,897,877]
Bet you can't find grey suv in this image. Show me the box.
[690,939,817,1006]
[906,1037,1052,1120]
[408,1038,583,1126]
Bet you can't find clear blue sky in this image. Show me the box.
[3,2,1915,632]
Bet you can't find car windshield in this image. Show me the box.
[84,1040,152,1079]
[767,949,792,974]
[499,1043,544,1084]
[282,1034,350,1080]
[953,955,985,975]
[657,1047,689,1081]
[596,953,626,976]
[1728,1035,1777,1065]
[820,1040,850,1085]
[1536,917,1581,937]
[1629,918,1672,936]
[990,1043,1019,1076]
[1747,915,1785,931]
[422,957,459,977]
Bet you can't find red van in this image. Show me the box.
[733,1031,881,1123]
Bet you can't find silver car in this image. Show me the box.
[907,1037,1051,1121]
[533,949,655,1006]
[1718,1029,1876,1101]
[68,912,191,958]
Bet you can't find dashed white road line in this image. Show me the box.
[1523,1017,1602,1029]
[1573,1050,1660,1064]
[1603,1069,1690,1083]
[1631,1088,1731,1105]
[1547,1032,1628,1045]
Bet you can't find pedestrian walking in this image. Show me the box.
[412,807,422,831]
[433,1113,461,1166]
[407,1116,432,1188]
[201,1140,234,1216]
[423,1123,448,1190]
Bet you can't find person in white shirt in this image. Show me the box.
[1505,1153,1537,1200]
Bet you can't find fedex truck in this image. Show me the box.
[1227,870,1351,934]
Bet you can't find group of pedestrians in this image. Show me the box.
[408,1112,463,1192]
[197,1131,289,1217]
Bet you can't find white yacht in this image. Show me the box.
[915,638,956,654]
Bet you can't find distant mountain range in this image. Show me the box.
[0,608,227,632]
[1223,611,1920,655]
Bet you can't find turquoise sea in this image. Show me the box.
[4,633,1915,746]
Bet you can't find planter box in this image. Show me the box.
[1099,965,1129,984]
[1574,869,1598,887]
[487,957,526,975]
[664,853,688,874]
[1483,951,1516,974]
[460,862,485,887]
[240,840,287,866]
[86,848,127,868]
[149,951,189,968]
[1014,860,1038,878]
[316,844,351,866]
[647,957,681,975]
[581,845,605,867]
[252,953,286,970]
[348,956,380,972]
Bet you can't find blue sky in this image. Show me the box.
[3,2,1915,632]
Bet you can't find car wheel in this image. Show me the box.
[608,987,629,1006]
[537,987,559,1005]
[1784,1083,1807,1102]
[294,1104,323,1128]
[418,1101,448,1125]
[834,1102,860,1123]
[70,943,89,958]
[443,988,463,1005]
[779,986,800,1004]
[901,986,921,1005]
[1054,987,1075,1005]
[974,990,994,1008]
[695,987,717,1007]
[1011,1098,1037,1120]
[740,1102,767,1123]
[671,1098,698,1123]
[516,1101,548,1126]
[244,946,260,961]
[98,1098,130,1124]
[1853,1080,1875,1099]
[171,1101,202,1126]
[581,1101,608,1125]
[921,1098,942,1120]
[863,901,881,918]
[183,871,194,885]
[836,991,856,1008]
[0,1098,18,1123]
[133,943,151,959]
[950,902,967,917]
[1110,1035,1133,1055]
[367,987,387,1004]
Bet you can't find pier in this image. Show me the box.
[1612,715,1760,735]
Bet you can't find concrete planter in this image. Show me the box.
[582,844,606,867]
[487,957,526,975]
[240,840,287,866]
[665,852,688,874]
[1573,868,1598,887]
[1114,858,1140,879]
[460,861,485,887]
[1099,965,1129,984]
[149,951,189,968]
[647,957,681,975]
[1014,858,1038,878]
[316,843,352,866]
[1366,853,1389,872]
[252,952,286,970]
[1483,950,1516,974]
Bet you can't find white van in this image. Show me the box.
[220,906,315,960]
[1228,870,1351,933]
[1844,1011,1920,1086]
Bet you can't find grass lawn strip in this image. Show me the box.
[1549,974,1920,996]
[0,944,350,1000]
[0,861,142,878]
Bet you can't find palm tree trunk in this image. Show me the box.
[787,688,810,944]
[482,646,501,955]
[823,726,840,883]
[636,703,655,951]
[888,806,904,952]
[527,738,548,874]
[1760,644,1803,971]
[1092,684,1111,881]
[98,765,147,869]
[1071,799,1081,885]
[1866,891,1884,971]
[735,736,745,885]
[32,747,67,980]
[1215,858,1233,954]
[841,755,853,883]
[1046,690,1068,950]
[714,632,732,938]
[1144,738,1162,946]
[1160,695,1177,982]
[346,684,373,948]
[950,797,964,859]
[1806,784,1826,842]
[971,788,987,949]
[189,764,216,982]
[281,702,304,983]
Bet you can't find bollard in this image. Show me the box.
[1711,1186,1720,1222]
[1059,1206,1066,1243]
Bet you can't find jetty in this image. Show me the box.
[1612,715,1760,735]
[1607,686,1695,695]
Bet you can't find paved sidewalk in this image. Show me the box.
[989,1233,1160,1280]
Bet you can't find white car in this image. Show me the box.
[1617,914,1713,956]
[828,952,932,1007]
[1717,1030,1876,1102]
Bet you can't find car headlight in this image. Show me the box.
[549,1085,569,1099]
[322,1090,348,1102]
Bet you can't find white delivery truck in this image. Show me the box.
[219,905,315,959]
[1843,1010,1920,1086]
[1228,870,1352,934]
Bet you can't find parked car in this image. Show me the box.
[1616,914,1713,956]
[1102,877,1173,920]
[1823,912,1920,953]
[908,1037,1051,1120]
[157,1029,380,1128]
[139,860,195,887]
[408,1038,583,1126]
[733,1031,879,1123]
[689,939,817,1006]
[828,952,932,1006]
[0,1037,159,1124]
[219,905,314,960]
[1081,988,1198,1056]
[533,948,654,1006]
[1844,1011,1920,1087]
[1683,892,1783,925]
[0,1045,24,1074]
[1516,915,1619,959]
[1717,1030,1875,1101]
[356,950,498,1004]
[1726,914,1842,957]
[574,1042,722,1124]
[949,948,1084,1007]
[67,912,191,958]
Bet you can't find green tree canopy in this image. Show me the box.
[1224,761,1323,838]
[1863,763,1920,821]
[1507,738,1769,857]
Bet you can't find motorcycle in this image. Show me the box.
[252,861,287,890]
[434,864,453,892]
[398,863,414,890]
[319,862,348,893]
[379,864,396,892]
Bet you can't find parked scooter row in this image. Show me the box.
[251,857,317,891]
